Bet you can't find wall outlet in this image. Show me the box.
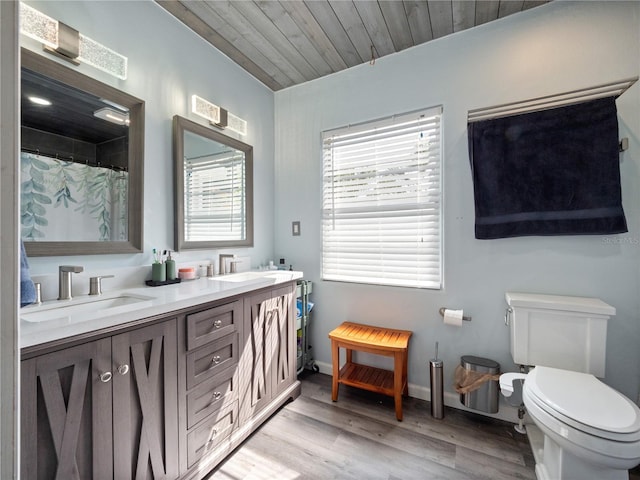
[292,221,301,236]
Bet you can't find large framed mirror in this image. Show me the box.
[173,115,253,250]
[21,48,144,256]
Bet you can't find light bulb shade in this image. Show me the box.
[191,95,220,124]
[227,112,248,136]
[19,3,58,49]
[79,34,128,80]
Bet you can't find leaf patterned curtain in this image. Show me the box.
[21,152,128,242]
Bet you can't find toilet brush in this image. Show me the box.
[430,341,444,419]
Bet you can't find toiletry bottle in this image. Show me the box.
[165,250,177,281]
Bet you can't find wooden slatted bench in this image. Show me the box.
[328,321,412,421]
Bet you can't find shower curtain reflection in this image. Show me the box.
[20,152,129,242]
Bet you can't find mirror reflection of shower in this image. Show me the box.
[20,47,145,255]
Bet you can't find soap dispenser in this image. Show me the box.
[165,250,177,280]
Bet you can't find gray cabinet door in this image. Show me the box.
[271,284,296,398]
[112,318,179,480]
[21,338,113,480]
[241,284,296,421]
[242,289,275,419]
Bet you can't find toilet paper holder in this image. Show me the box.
[438,307,472,322]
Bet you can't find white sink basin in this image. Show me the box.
[21,293,155,323]
[208,271,297,284]
[209,271,269,283]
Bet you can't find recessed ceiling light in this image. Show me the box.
[28,96,52,106]
[94,107,130,125]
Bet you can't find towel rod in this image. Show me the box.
[468,77,638,123]
[438,307,472,322]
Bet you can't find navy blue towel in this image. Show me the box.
[20,240,36,307]
[468,97,627,239]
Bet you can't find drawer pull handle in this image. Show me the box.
[99,372,112,383]
[214,319,223,328]
[212,391,222,400]
[117,364,129,376]
[211,355,221,365]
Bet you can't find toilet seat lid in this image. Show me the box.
[526,366,640,436]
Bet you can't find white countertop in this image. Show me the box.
[21,270,303,349]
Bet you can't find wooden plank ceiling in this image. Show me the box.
[157,1,549,91]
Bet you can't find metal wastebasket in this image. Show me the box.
[459,355,500,413]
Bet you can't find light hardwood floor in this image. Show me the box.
[207,372,537,479]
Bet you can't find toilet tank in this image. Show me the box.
[505,292,615,377]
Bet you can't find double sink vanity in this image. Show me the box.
[19,27,277,479]
[20,270,302,479]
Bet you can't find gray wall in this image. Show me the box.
[25,0,276,274]
[274,0,640,409]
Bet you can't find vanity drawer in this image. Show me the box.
[187,400,238,468]
[187,364,237,429]
[186,332,238,389]
[186,299,242,351]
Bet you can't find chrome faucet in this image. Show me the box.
[58,265,84,300]
[89,275,114,296]
[218,254,236,275]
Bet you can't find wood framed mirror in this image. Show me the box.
[21,48,144,256]
[173,115,253,250]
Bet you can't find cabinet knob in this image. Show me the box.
[213,319,223,328]
[211,355,221,365]
[212,391,222,400]
[99,371,112,383]
[117,364,130,375]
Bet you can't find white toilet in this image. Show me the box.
[499,292,640,480]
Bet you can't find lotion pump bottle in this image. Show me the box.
[165,250,177,280]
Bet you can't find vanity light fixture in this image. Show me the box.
[19,2,128,80]
[191,94,247,136]
[93,107,130,125]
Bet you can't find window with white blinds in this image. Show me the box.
[322,106,442,289]
[184,149,246,242]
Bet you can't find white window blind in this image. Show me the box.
[322,106,442,289]
[184,150,246,242]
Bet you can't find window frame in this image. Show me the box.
[321,106,443,289]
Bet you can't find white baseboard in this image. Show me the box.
[310,360,524,425]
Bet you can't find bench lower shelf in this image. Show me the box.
[338,362,399,397]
